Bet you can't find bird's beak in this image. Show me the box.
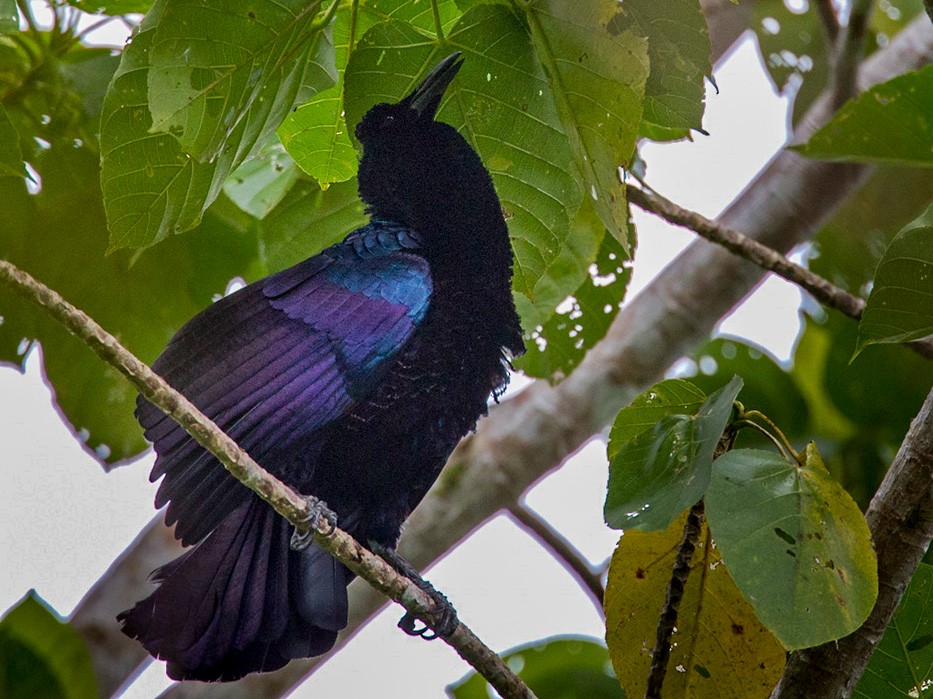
[402,52,464,119]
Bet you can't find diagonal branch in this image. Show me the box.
[626,185,933,359]
[507,502,605,614]
[0,259,536,699]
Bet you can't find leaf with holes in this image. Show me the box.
[604,376,742,531]
[223,142,300,219]
[516,199,633,380]
[706,444,878,649]
[604,512,785,697]
[608,0,711,141]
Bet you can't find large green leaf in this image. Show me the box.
[607,378,707,458]
[146,0,335,161]
[0,591,96,699]
[516,203,632,380]
[608,0,710,141]
[0,144,260,464]
[856,217,933,353]
[796,65,933,167]
[856,563,933,698]
[604,512,785,697]
[523,0,648,247]
[604,376,742,532]
[277,0,464,186]
[449,636,623,699]
[101,0,337,249]
[706,444,878,649]
[343,6,583,300]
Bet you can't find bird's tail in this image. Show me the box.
[118,497,351,682]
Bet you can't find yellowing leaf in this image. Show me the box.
[604,511,785,697]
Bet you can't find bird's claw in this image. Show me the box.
[369,540,459,640]
[289,495,337,551]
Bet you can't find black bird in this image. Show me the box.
[118,53,524,681]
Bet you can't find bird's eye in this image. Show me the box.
[384,115,394,124]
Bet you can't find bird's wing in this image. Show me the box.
[137,225,431,545]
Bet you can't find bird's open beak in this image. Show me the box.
[402,52,464,119]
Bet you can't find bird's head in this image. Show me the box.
[355,53,506,255]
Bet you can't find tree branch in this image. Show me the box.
[626,186,865,319]
[645,501,705,699]
[0,259,536,699]
[827,0,874,110]
[67,15,933,699]
[771,385,933,698]
[815,0,840,45]
[507,503,605,614]
[627,185,933,359]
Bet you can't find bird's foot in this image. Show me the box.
[368,541,459,640]
[289,495,338,552]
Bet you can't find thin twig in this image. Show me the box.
[0,258,537,699]
[508,503,605,615]
[627,185,933,360]
[645,501,706,699]
[815,0,841,44]
[628,185,865,318]
[828,0,875,109]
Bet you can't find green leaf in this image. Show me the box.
[516,204,632,380]
[607,379,707,459]
[604,375,742,531]
[0,0,17,34]
[608,0,711,141]
[856,219,933,353]
[66,0,155,13]
[255,176,366,273]
[0,591,97,699]
[796,65,933,167]
[146,0,336,161]
[752,0,827,125]
[690,337,810,440]
[523,0,648,248]
[706,444,878,649]
[1,143,260,464]
[604,512,786,697]
[223,142,300,219]
[101,0,337,250]
[449,636,624,699]
[278,0,464,186]
[343,7,583,300]
[856,563,933,698]
[0,106,26,178]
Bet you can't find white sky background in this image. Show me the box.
[0,15,799,698]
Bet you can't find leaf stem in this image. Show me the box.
[430,0,444,42]
[743,410,801,463]
[348,0,360,54]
